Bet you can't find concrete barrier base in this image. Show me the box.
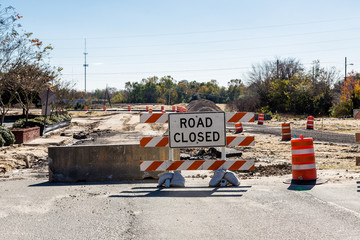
[48,144,180,182]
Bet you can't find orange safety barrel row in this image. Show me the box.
[306,116,314,130]
[281,122,291,141]
[291,135,317,181]
[258,114,264,125]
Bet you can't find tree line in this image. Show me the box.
[92,58,357,117]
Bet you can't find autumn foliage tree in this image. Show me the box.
[0,4,60,125]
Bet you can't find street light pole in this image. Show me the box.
[83,38,88,92]
[345,57,347,82]
[345,57,355,113]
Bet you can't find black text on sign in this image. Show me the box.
[168,112,226,148]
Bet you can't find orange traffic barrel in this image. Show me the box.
[258,114,264,125]
[176,106,180,112]
[281,122,291,141]
[146,106,149,112]
[84,106,88,111]
[103,105,106,111]
[128,105,131,111]
[235,122,243,133]
[149,108,152,113]
[161,106,164,111]
[291,135,317,181]
[306,116,314,130]
[182,108,187,113]
[172,105,176,112]
[355,133,360,143]
[162,109,166,113]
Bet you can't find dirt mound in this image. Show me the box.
[186,99,222,112]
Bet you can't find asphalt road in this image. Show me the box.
[243,123,355,144]
[0,177,359,240]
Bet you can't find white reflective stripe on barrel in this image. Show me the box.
[292,163,316,170]
[291,148,314,155]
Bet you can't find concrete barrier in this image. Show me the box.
[48,144,180,182]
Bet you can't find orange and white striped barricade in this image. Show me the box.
[356,133,360,166]
[306,116,314,130]
[139,111,256,187]
[234,122,243,133]
[226,112,255,123]
[103,105,106,111]
[281,122,291,141]
[140,159,254,172]
[141,112,255,124]
[140,136,254,147]
[258,114,264,125]
[140,112,168,123]
[128,105,131,111]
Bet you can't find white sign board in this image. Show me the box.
[168,112,226,148]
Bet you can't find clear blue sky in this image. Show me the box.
[2,0,360,91]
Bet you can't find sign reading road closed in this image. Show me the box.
[168,112,226,148]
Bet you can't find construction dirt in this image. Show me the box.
[0,105,360,184]
[186,99,223,112]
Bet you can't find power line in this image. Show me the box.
[52,27,360,50]
[61,66,252,75]
[41,17,360,41]
[52,38,360,59]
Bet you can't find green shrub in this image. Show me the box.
[0,126,15,146]
[74,102,85,110]
[0,134,5,147]
[330,101,352,117]
[13,113,71,129]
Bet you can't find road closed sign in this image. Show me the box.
[168,112,226,148]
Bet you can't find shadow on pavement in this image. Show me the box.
[109,185,252,198]
[288,184,315,191]
[28,179,158,187]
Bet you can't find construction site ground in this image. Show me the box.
[1,107,359,182]
[0,106,360,239]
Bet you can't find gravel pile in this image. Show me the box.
[186,99,222,112]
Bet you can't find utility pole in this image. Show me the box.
[83,38,88,92]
